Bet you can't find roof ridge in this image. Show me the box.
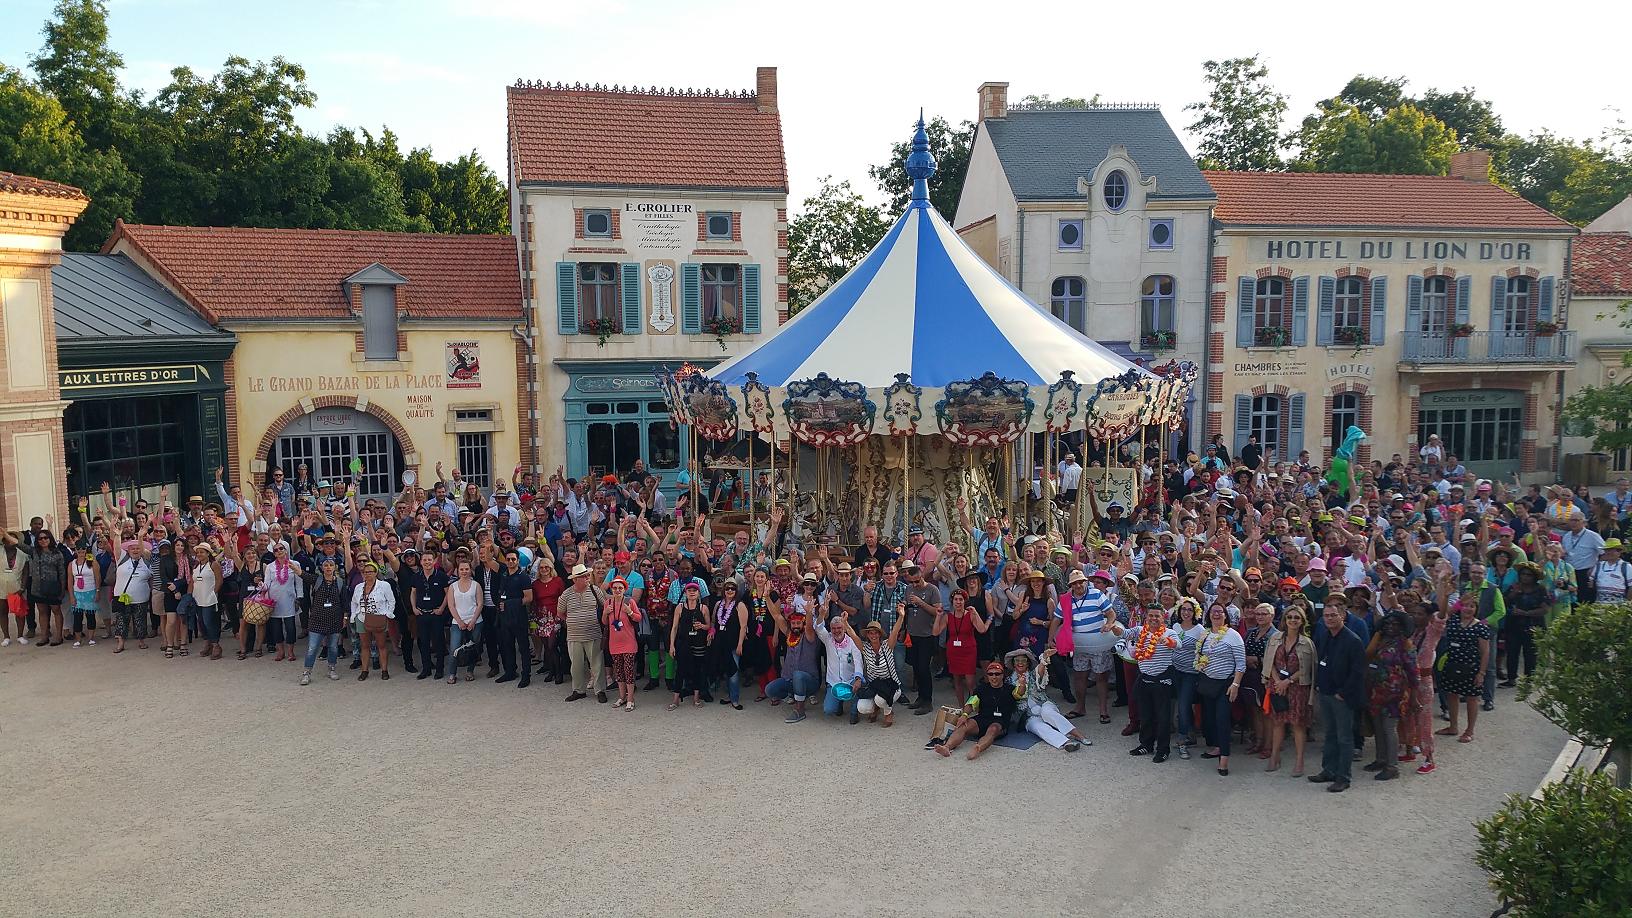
[119,223,516,242]
[508,80,757,101]
[1204,169,1517,181]
[1007,102,1162,112]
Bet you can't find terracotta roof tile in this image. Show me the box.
[507,82,786,191]
[0,170,87,200]
[1573,232,1632,297]
[1203,170,1574,231]
[106,223,521,321]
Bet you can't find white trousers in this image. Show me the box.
[1024,700,1076,749]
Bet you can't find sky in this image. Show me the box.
[3,0,1629,215]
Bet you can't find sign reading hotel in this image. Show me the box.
[625,201,691,253]
[1261,238,1536,262]
[59,364,203,391]
[445,341,481,389]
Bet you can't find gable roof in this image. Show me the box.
[507,82,787,191]
[980,108,1214,201]
[52,253,222,341]
[0,170,86,201]
[104,222,522,322]
[1573,232,1632,297]
[1203,170,1576,232]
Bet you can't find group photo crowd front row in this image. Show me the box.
[0,440,1609,793]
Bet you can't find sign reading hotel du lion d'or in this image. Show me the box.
[625,201,691,253]
[1261,238,1537,261]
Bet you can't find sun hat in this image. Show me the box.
[609,577,628,590]
[774,558,791,568]
[1306,557,1327,572]
[683,580,702,591]
[569,563,591,578]
[1004,647,1037,667]
[1088,569,1115,584]
[835,562,854,574]
[863,620,884,634]
[1026,569,1047,580]
[1606,538,1624,550]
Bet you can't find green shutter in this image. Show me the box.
[556,262,579,335]
[742,264,762,334]
[1316,276,1335,346]
[681,263,702,334]
[620,262,642,334]
[1236,277,1255,347]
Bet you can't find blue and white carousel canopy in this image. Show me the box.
[673,117,1188,445]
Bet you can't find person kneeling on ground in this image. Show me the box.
[814,613,864,720]
[933,660,1019,760]
[765,609,820,723]
[856,618,905,727]
[1007,647,1087,751]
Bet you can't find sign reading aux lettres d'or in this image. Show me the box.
[1262,238,1537,262]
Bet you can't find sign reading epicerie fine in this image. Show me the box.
[1262,239,1537,261]
[625,202,691,253]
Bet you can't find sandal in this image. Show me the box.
[179,646,189,657]
[692,698,702,707]
[1458,732,1474,743]
[1434,727,1458,737]
[113,645,125,654]
[236,651,247,661]
[753,695,767,703]
[769,699,782,706]
[1099,714,1112,724]
[164,646,175,659]
[254,650,263,658]
[1064,710,1085,719]
[666,701,680,711]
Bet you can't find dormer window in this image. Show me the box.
[345,263,408,360]
[1103,170,1128,211]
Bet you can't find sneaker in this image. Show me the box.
[16,637,26,645]
[328,667,339,680]
[1416,762,1437,775]
[72,640,82,647]
[784,711,806,724]
[1152,751,1168,763]
[1,638,9,647]
[1481,701,1495,712]
[1178,745,1190,760]
[87,639,96,646]
[300,671,311,686]
[848,709,859,725]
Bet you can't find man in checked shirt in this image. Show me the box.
[866,562,911,706]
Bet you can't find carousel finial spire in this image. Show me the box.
[904,109,936,206]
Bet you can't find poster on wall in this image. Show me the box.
[445,341,481,389]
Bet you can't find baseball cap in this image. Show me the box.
[1306,558,1327,572]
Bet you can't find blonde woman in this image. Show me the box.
[1264,604,1315,775]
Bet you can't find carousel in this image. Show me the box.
[661,118,1195,549]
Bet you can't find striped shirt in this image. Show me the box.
[1196,627,1247,679]
[558,586,601,643]
[1055,586,1113,634]
[1126,626,1182,675]
[1171,624,1204,674]
[859,642,901,682]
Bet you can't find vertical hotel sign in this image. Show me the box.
[445,341,480,389]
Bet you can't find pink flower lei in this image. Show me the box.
[273,557,292,585]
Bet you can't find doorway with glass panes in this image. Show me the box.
[268,408,404,501]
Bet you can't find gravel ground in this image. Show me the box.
[0,642,1564,918]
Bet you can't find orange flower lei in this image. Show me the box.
[1132,626,1167,661]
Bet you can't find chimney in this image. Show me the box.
[977,81,1009,123]
[1449,149,1491,183]
[755,66,777,114]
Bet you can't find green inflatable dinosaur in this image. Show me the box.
[1325,425,1367,501]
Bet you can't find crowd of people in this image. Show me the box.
[0,437,1610,793]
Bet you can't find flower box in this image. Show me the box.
[582,317,619,347]
[1140,330,1176,350]
[1533,321,1559,337]
[1333,325,1368,346]
[1253,325,1290,348]
[1450,323,1476,339]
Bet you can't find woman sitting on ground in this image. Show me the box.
[1005,647,1087,751]
[932,660,1019,761]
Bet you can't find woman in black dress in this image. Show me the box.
[711,580,749,709]
[741,568,781,700]
[1436,593,1492,744]
[668,581,711,709]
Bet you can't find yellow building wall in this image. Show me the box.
[227,326,522,480]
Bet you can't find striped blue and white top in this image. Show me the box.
[1126,625,1183,676]
[1056,586,1119,652]
[1197,627,1247,680]
[1171,624,1205,674]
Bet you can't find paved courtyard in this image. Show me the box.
[3,645,1563,918]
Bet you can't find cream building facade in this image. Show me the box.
[1206,158,1577,480]
[1559,200,1632,477]
[507,70,788,488]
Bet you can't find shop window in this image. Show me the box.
[1103,170,1128,211]
[702,264,741,326]
[705,212,734,240]
[578,262,619,328]
[64,396,185,500]
[583,209,612,238]
[1051,276,1086,332]
[457,432,491,488]
[587,420,642,479]
[1058,219,1083,251]
[1140,275,1176,338]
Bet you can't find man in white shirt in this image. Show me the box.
[485,490,522,532]
[1561,515,1606,602]
[213,467,252,528]
[1057,454,1083,505]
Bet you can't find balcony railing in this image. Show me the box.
[1399,330,1576,364]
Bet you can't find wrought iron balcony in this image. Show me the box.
[1399,330,1576,365]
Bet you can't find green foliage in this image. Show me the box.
[1562,364,1632,456]
[1015,93,1098,109]
[1294,102,1458,175]
[786,177,889,315]
[869,115,973,220]
[0,3,508,249]
[1417,87,1506,150]
[1517,601,1632,749]
[1475,770,1632,917]
[1186,56,1287,171]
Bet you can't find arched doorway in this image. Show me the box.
[266,407,405,501]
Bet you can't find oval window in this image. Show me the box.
[1103,171,1128,211]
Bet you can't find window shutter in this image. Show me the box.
[1490,275,1508,358]
[1537,275,1555,323]
[742,263,762,334]
[1236,277,1255,347]
[681,263,702,334]
[556,262,579,335]
[1369,276,1387,348]
[1454,275,1473,358]
[1233,394,1252,455]
[1288,393,1306,456]
[1316,276,1335,346]
[1292,276,1310,346]
[1405,274,1424,343]
[620,262,642,335]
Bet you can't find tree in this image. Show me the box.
[786,177,890,315]
[1494,130,1601,210]
[1185,56,1288,171]
[1330,75,1408,119]
[1015,93,1097,109]
[1417,87,1505,150]
[30,0,127,151]
[1550,125,1632,225]
[1563,315,1632,449]
[1294,102,1458,175]
[869,115,973,220]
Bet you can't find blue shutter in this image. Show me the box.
[1288,393,1306,457]
[1369,276,1387,348]
[681,263,702,334]
[556,262,579,335]
[1316,276,1335,346]
[1236,277,1255,347]
[1490,275,1508,358]
[1454,275,1473,358]
[1537,275,1555,323]
[1404,275,1423,359]
[1292,276,1310,346]
[620,262,642,335]
[1233,394,1252,455]
[742,263,762,334]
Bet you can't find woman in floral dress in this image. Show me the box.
[1365,611,1419,782]
[1264,603,1314,775]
